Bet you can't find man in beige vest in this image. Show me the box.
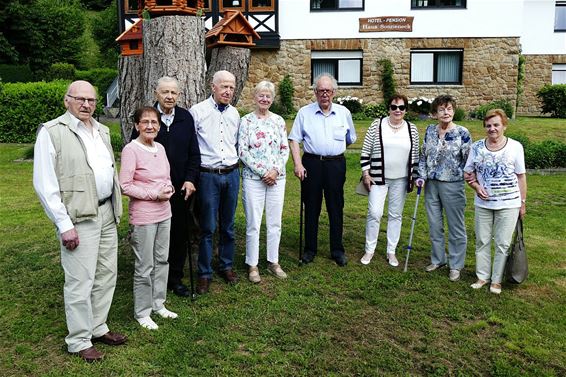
[33,81,126,362]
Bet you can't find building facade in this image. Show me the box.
[118,0,566,115]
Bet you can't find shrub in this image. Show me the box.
[0,64,35,83]
[278,75,294,116]
[0,81,69,143]
[378,59,396,102]
[453,108,466,122]
[537,84,566,118]
[76,68,118,97]
[335,95,363,114]
[524,140,566,169]
[473,100,514,120]
[48,63,76,81]
[408,97,433,114]
[363,103,388,119]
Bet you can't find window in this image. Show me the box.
[311,51,363,85]
[410,49,463,85]
[250,0,274,11]
[552,64,566,84]
[411,0,466,9]
[220,0,244,11]
[556,2,566,31]
[124,0,139,13]
[311,0,364,11]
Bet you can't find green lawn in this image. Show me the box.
[1,117,565,376]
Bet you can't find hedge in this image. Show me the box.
[0,81,103,143]
[0,64,35,83]
[75,68,117,97]
[537,84,566,118]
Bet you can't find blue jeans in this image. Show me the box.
[197,169,240,278]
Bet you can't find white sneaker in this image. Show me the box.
[490,283,502,295]
[470,280,489,289]
[425,263,446,272]
[267,263,287,279]
[387,253,399,267]
[360,252,374,265]
[155,307,178,319]
[449,269,461,282]
[137,316,158,330]
[248,266,261,283]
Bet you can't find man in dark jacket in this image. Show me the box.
[132,76,200,297]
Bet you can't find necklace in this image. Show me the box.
[486,136,507,151]
[387,117,405,130]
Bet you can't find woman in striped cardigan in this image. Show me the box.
[360,94,420,267]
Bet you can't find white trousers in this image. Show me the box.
[60,201,117,353]
[365,178,407,255]
[474,206,520,284]
[131,218,171,319]
[242,178,286,266]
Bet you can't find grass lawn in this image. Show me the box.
[1,117,565,376]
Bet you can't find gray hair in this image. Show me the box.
[312,73,338,91]
[254,80,276,99]
[156,76,179,90]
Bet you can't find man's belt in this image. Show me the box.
[199,163,239,174]
[98,196,111,206]
[304,152,345,161]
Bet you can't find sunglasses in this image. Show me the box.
[389,105,406,111]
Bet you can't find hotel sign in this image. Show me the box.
[359,16,414,32]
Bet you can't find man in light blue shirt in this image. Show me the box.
[288,73,356,266]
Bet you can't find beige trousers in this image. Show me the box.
[60,201,118,353]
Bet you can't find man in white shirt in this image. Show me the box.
[190,70,240,294]
[33,81,126,362]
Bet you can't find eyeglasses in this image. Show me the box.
[67,95,96,105]
[437,107,454,114]
[389,105,406,111]
[316,89,334,95]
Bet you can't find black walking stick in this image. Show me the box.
[404,185,422,272]
[298,180,304,266]
[183,190,197,300]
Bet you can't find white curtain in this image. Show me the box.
[411,53,433,82]
[437,53,460,83]
[313,61,335,81]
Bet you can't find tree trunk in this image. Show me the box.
[143,16,207,110]
[207,46,251,106]
[119,55,144,143]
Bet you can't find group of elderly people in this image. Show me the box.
[33,71,526,362]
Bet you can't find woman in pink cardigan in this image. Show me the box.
[119,107,177,330]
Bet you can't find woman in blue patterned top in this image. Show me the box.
[238,81,290,284]
[416,95,472,282]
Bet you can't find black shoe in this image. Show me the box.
[169,283,190,297]
[301,252,315,264]
[332,254,347,267]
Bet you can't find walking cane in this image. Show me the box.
[298,180,304,266]
[403,185,422,273]
[183,191,197,300]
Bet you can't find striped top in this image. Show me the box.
[360,117,420,191]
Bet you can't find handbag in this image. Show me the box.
[355,179,369,196]
[505,217,528,284]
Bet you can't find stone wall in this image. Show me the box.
[238,37,522,116]
[519,54,566,115]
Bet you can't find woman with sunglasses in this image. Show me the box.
[360,94,420,266]
[415,95,472,282]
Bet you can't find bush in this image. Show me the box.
[408,97,433,114]
[76,68,117,97]
[524,140,566,169]
[48,63,76,81]
[537,84,566,118]
[453,108,466,122]
[0,64,35,83]
[363,103,388,119]
[378,59,396,102]
[278,75,294,116]
[0,81,69,143]
[335,95,363,114]
[473,100,514,120]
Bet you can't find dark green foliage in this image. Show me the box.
[110,129,123,151]
[473,100,514,120]
[0,81,69,143]
[76,67,118,96]
[279,75,295,116]
[335,96,363,114]
[537,84,566,118]
[516,54,525,109]
[80,0,112,10]
[363,103,388,119]
[47,63,76,81]
[524,140,566,169]
[0,64,35,83]
[1,0,86,74]
[453,107,466,121]
[378,59,396,102]
[92,0,120,67]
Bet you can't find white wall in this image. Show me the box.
[521,0,566,55]
[279,0,524,40]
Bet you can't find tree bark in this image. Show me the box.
[143,16,207,110]
[119,55,144,143]
[206,46,251,106]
